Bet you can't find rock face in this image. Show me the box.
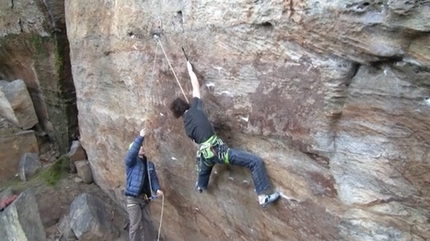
[0,0,78,153]
[69,193,119,241]
[57,215,78,241]
[0,85,20,127]
[0,189,46,241]
[67,140,87,173]
[0,79,38,129]
[75,160,93,184]
[18,153,42,181]
[65,1,430,241]
[0,130,39,182]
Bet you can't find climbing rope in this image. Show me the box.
[151,43,159,87]
[156,37,189,103]
[157,194,165,241]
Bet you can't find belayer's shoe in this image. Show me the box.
[260,191,280,208]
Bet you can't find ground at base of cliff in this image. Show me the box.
[0,171,130,241]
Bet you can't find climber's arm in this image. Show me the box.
[187,61,201,99]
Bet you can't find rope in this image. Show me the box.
[148,39,164,241]
[151,43,159,86]
[157,194,165,241]
[156,37,189,103]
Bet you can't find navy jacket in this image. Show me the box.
[124,135,161,197]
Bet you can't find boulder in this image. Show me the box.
[75,160,93,184]
[0,86,20,126]
[74,176,83,183]
[0,130,39,182]
[69,193,119,241]
[0,80,38,129]
[67,140,87,173]
[18,153,41,181]
[57,215,78,241]
[0,189,46,241]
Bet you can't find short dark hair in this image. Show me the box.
[170,97,190,118]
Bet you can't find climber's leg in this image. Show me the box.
[196,157,214,191]
[227,148,280,207]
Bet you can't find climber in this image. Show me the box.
[124,128,163,241]
[169,61,280,208]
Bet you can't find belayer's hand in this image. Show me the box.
[156,190,164,197]
[139,128,147,137]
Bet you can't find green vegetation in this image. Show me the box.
[40,155,70,186]
[0,155,70,193]
[54,43,63,79]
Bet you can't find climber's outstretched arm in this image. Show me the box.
[187,61,200,99]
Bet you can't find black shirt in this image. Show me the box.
[183,97,215,144]
[138,156,151,197]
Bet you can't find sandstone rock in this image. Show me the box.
[65,0,430,240]
[18,153,42,181]
[0,130,39,182]
[74,176,83,183]
[57,215,78,241]
[0,0,78,153]
[0,189,46,241]
[67,140,87,173]
[388,0,416,15]
[75,160,93,184]
[69,193,120,241]
[0,87,20,126]
[0,0,49,37]
[0,79,38,129]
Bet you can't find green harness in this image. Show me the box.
[195,135,229,172]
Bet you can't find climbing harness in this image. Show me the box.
[199,135,229,163]
[155,36,189,103]
[195,135,230,173]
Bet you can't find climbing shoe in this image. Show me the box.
[260,191,280,208]
[195,181,203,193]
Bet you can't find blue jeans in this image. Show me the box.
[197,143,271,195]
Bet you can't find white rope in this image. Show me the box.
[157,194,165,241]
[156,38,189,103]
[151,43,159,83]
[148,40,165,241]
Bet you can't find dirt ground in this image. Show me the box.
[0,172,129,241]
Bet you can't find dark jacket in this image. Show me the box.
[124,135,161,198]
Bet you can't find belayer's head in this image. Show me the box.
[170,97,190,118]
[129,142,146,158]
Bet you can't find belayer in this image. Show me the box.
[124,128,164,241]
[169,59,280,208]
